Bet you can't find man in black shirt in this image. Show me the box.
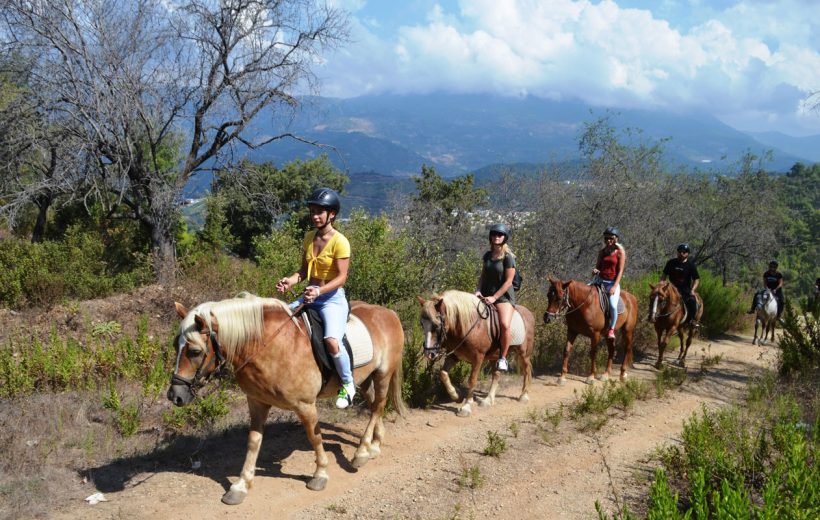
[750,260,784,317]
[661,243,700,325]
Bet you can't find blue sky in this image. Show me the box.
[321,0,820,135]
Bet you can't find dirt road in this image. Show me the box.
[53,334,776,520]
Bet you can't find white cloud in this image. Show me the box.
[319,0,820,133]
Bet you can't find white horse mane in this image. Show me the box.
[180,295,295,362]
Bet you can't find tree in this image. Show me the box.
[1,0,348,284]
[210,155,348,257]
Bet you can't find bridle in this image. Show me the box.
[423,299,490,363]
[649,285,681,319]
[545,283,593,320]
[171,325,226,393]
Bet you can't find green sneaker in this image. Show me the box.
[335,382,355,409]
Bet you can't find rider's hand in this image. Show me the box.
[592,268,600,275]
[303,285,320,303]
[276,278,291,293]
[474,291,483,298]
[484,295,497,304]
[609,287,616,296]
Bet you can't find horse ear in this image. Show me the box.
[194,312,207,331]
[209,311,219,333]
[649,283,656,290]
[175,302,188,319]
[547,276,555,284]
[416,295,426,306]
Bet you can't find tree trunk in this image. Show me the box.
[31,194,52,243]
[150,224,177,286]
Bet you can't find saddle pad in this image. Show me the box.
[346,313,373,368]
[510,310,526,346]
[596,286,626,314]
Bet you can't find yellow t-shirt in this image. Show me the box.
[303,230,351,282]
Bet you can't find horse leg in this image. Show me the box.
[222,398,271,505]
[352,371,390,468]
[458,358,484,417]
[680,326,694,365]
[439,355,461,402]
[587,332,601,384]
[558,330,578,386]
[600,334,615,381]
[676,329,687,367]
[293,402,330,491]
[753,318,759,345]
[480,367,500,407]
[516,345,533,403]
[655,326,668,369]
[620,325,635,381]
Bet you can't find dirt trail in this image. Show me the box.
[52,334,777,520]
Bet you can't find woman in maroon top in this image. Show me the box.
[591,227,626,339]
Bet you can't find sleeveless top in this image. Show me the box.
[302,229,351,282]
[599,248,619,281]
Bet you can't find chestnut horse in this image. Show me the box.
[647,281,703,368]
[544,278,638,385]
[418,290,535,417]
[167,295,406,505]
[751,288,777,345]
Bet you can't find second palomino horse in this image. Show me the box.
[647,281,704,368]
[544,278,638,385]
[752,288,777,345]
[418,290,535,417]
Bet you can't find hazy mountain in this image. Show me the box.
[748,131,820,164]
[184,93,812,212]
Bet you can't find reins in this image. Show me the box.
[547,282,595,319]
[425,299,490,364]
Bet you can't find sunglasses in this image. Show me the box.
[489,232,505,237]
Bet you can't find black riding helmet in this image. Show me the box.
[488,223,511,243]
[603,226,619,238]
[769,259,779,267]
[306,187,341,214]
[677,243,690,253]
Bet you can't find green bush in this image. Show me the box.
[696,270,746,336]
[0,227,150,309]
[778,302,820,375]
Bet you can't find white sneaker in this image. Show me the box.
[497,357,509,372]
[335,382,355,409]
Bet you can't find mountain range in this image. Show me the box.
[184,93,819,213]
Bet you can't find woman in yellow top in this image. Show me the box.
[276,188,354,408]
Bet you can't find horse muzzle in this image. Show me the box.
[167,374,196,406]
[543,312,557,324]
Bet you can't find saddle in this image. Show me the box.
[593,284,626,326]
[485,305,526,350]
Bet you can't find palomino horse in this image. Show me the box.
[752,288,777,345]
[418,290,535,418]
[544,278,638,385]
[167,295,406,505]
[647,281,703,368]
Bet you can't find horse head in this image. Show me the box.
[167,302,226,406]
[418,294,446,359]
[544,277,570,324]
[753,288,772,310]
[647,281,673,323]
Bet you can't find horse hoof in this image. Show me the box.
[654,361,662,370]
[457,406,472,418]
[597,374,609,382]
[518,394,530,404]
[221,489,247,505]
[351,455,369,469]
[557,377,567,387]
[307,476,328,491]
[477,398,493,407]
[620,373,628,382]
[585,376,596,385]
[369,445,381,458]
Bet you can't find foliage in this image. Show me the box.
[102,384,142,438]
[696,269,746,336]
[570,379,652,431]
[458,464,484,490]
[211,156,348,257]
[0,317,169,398]
[777,302,820,376]
[162,389,232,431]
[482,430,507,457]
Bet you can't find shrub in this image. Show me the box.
[696,270,746,336]
[483,430,507,457]
[777,302,820,375]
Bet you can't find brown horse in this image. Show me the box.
[167,295,406,505]
[647,281,703,367]
[544,278,638,385]
[418,290,535,417]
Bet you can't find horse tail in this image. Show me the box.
[388,359,408,417]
